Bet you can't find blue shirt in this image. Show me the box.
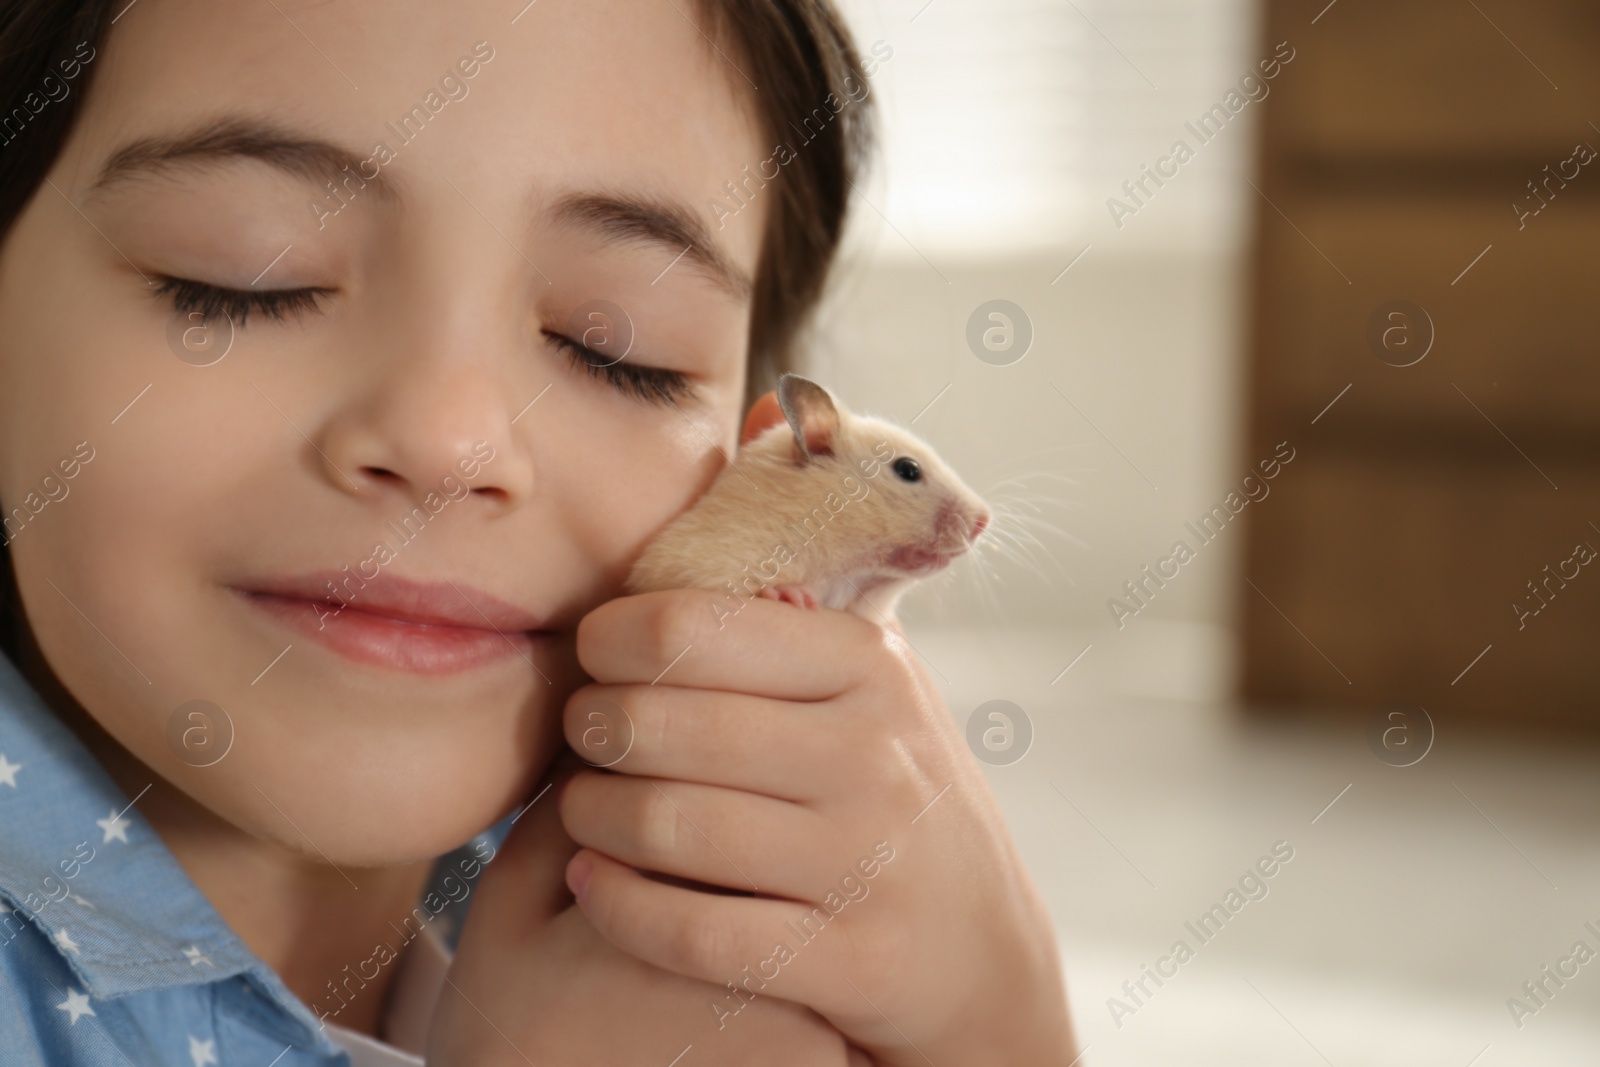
[0,647,503,1066]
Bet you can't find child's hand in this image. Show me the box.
[558,591,1076,1066]
[427,752,863,1066]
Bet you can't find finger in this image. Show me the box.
[559,771,832,898]
[567,848,866,1014]
[576,587,890,697]
[741,389,784,445]
[564,683,848,801]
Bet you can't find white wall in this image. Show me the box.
[813,0,1264,632]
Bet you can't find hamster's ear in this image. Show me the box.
[741,391,784,445]
[776,374,839,462]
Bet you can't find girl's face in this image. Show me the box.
[0,0,767,864]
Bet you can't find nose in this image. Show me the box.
[315,353,534,510]
[969,512,990,542]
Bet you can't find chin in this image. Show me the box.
[247,738,547,868]
[156,682,565,869]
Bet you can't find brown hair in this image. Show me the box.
[690,0,876,403]
[0,0,875,658]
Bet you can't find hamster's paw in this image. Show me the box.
[759,584,819,610]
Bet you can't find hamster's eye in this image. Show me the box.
[892,457,922,483]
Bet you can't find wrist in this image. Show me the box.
[916,911,1076,1066]
[921,974,1076,1066]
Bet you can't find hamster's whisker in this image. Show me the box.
[982,471,1083,496]
[991,493,1046,517]
[964,539,1032,623]
[983,484,1087,524]
[972,447,1093,485]
[978,542,1032,581]
[988,500,1086,555]
[985,492,1088,543]
[980,501,1084,586]
[977,523,1056,585]
[1007,514,1086,553]
[985,483,1083,512]
[965,553,1007,622]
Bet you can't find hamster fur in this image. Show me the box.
[625,374,991,624]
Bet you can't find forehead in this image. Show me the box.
[70,0,768,263]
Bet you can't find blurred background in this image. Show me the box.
[813,0,1600,1062]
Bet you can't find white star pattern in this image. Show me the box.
[188,1034,219,1067]
[52,927,81,955]
[182,944,213,967]
[0,753,20,787]
[96,808,131,844]
[55,987,94,1024]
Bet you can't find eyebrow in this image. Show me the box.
[549,191,753,301]
[88,117,754,301]
[89,117,399,202]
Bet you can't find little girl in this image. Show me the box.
[0,0,1075,1062]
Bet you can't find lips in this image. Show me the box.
[232,571,552,675]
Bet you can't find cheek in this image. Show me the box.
[542,389,738,593]
[0,194,211,707]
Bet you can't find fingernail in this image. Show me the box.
[566,853,594,899]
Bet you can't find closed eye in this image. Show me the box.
[544,331,693,406]
[151,277,695,406]
[152,276,332,327]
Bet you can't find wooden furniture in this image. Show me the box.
[1241,0,1600,727]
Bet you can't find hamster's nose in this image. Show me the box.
[969,512,990,542]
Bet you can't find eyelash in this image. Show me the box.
[152,276,329,328]
[151,276,693,407]
[544,332,693,407]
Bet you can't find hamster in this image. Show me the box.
[625,373,991,625]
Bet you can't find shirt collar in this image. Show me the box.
[0,647,339,1052]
